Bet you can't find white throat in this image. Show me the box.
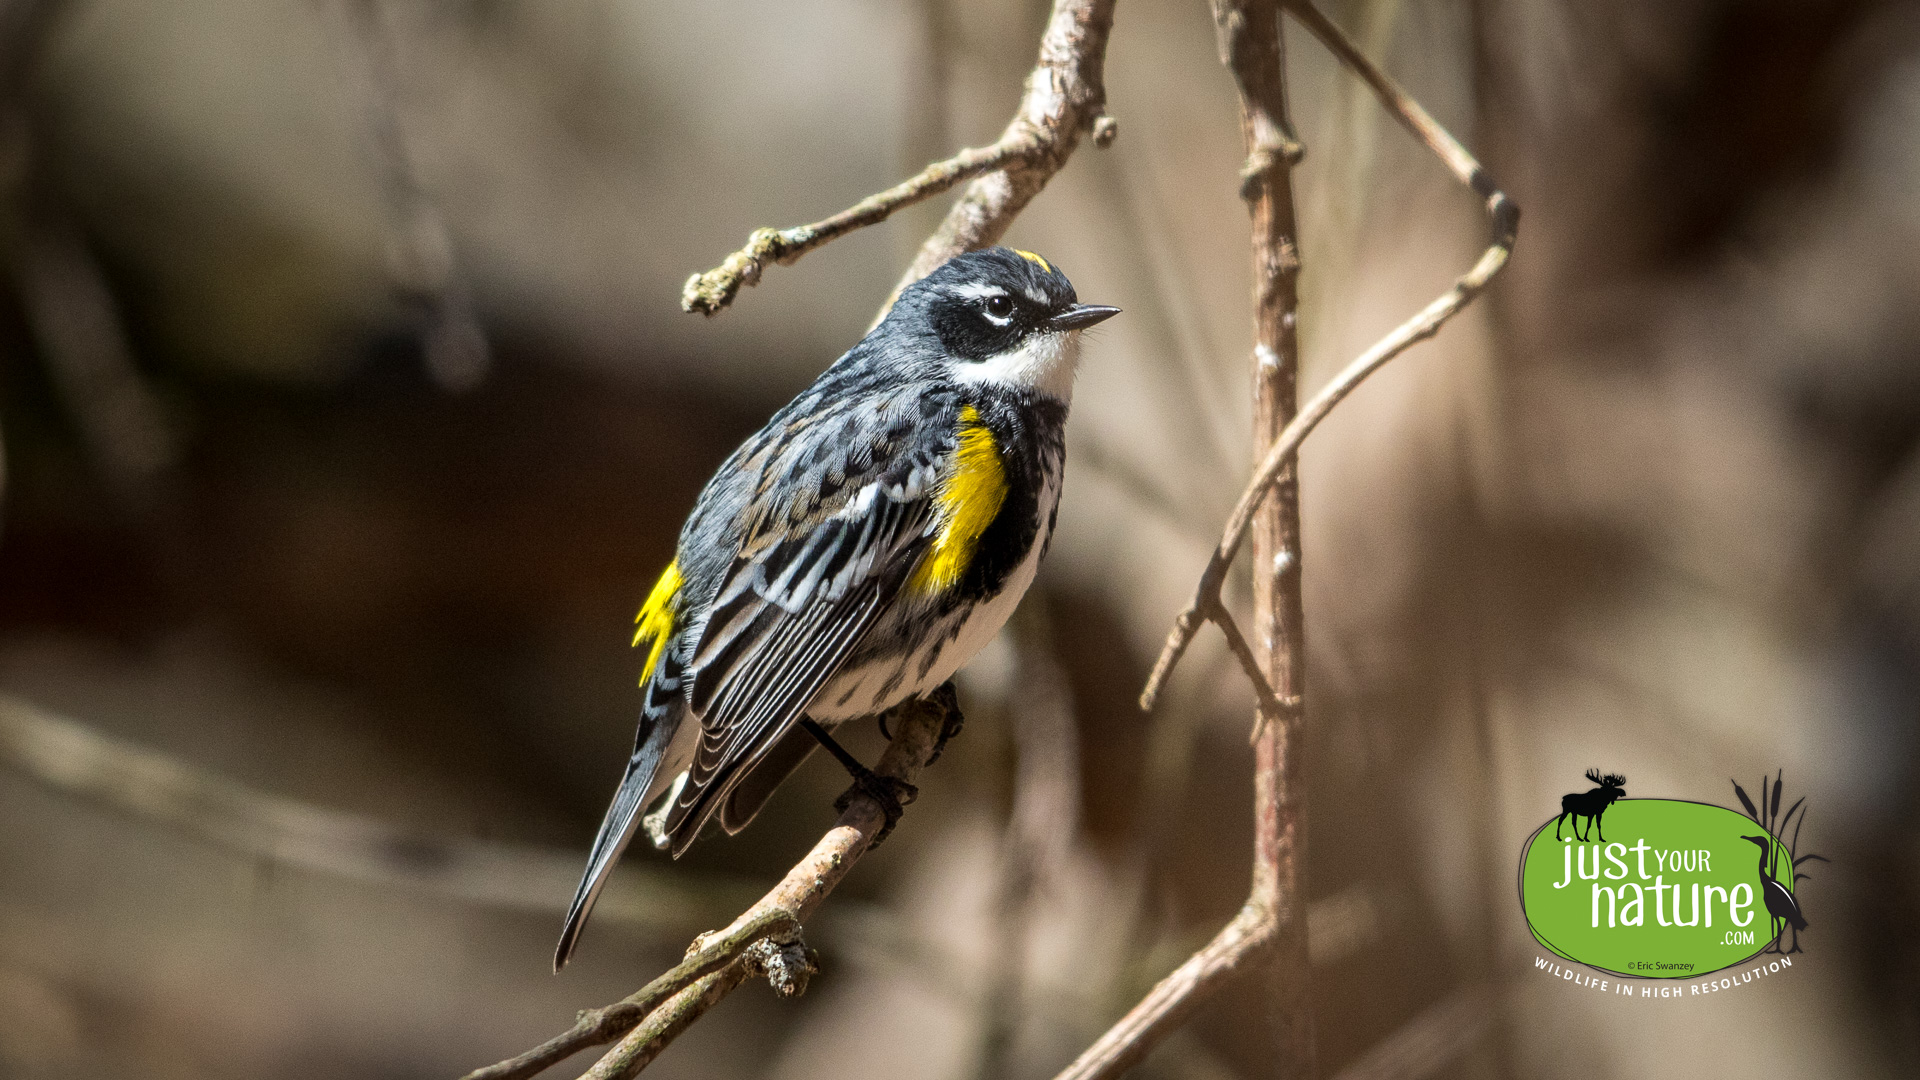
[949,329,1081,401]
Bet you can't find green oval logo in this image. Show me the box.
[1520,799,1796,978]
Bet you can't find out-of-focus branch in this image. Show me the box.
[1328,986,1495,1080]
[1140,0,1519,711]
[336,0,490,390]
[978,605,1081,1076]
[0,693,759,930]
[2,0,178,517]
[681,0,1117,317]
[14,214,179,510]
[466,693,954,1080]
[1061,2,1518,1077]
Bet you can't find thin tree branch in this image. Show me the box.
[1140,0,1518,711]
[459,908,799,1080]
[1060,2,1312,1070]
[681,0,1118,317]
[1057,901,1276,1080]
[464,692,954,1080]
[681,141,1032,316]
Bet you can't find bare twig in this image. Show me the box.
[1140,0,1518,711]
[1061,2,1516,1076]
[465,693,953,1080]
[459,908,800,1080]
[682,141,1031,316]
[1055,901,1275,1080]
[681,0,1118,316]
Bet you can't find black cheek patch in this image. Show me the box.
[931,301,1023,362]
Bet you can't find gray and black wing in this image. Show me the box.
[658,406,944,856]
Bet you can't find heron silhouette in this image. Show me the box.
[1741,834,1807,954]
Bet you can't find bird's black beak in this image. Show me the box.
[1048,304,1122,331]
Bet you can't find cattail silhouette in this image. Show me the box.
[1732,772,1828,954]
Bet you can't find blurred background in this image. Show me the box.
[0,0,1913,1077]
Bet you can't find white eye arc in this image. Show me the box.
[983,293,1014,325]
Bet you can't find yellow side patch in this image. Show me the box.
[909,405,1007,595]
[1012,249,1052,274]
[632,560,682,686]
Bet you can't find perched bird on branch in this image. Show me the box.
[555,247,1118,969]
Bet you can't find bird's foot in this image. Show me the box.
[925,682,965,766]
[834,766,918,849]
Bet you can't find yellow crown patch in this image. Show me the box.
[1012,249,1053,274]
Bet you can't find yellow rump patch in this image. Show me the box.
[1012,249,1052,274]
[632,560,683,686]
[909,405,1007,595]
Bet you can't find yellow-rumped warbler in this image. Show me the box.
[555,247,1117,968]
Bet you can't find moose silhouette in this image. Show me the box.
[1554,769,1626,842]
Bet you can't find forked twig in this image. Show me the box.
[683,0,1118,316]
[463,694,951,1080]
[1140,0,1518,711]
[1059,2,1516,1077]
[460,909,800,1080]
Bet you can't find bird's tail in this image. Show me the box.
[554,655,690,971]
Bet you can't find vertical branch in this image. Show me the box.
[1064,1,1515,1075]
[1220,0,1315,1074]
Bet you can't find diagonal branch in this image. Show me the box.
[461,693,953,1080]
[682,0,1118,317]
[1140,0,1518,711]
[459,908,800,1080]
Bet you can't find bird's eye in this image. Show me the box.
[984,294,1013,319]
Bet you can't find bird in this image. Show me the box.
[553,247,1119,970]
[1740,834,1807,953]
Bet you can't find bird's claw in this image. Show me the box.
[924,682,965,766]
[834,768,918,849]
